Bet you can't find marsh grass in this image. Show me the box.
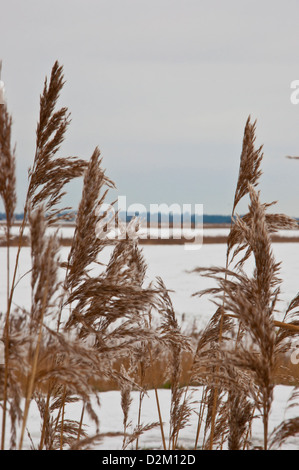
[0,62,299,450]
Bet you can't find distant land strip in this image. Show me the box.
[0,212,236,225]
[1,231,299,247]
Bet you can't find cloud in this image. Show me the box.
[1,0,299,215]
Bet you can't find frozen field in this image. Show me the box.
[0,241,299,449]
[2,223,299,244]
[16,384,299,450]
[2,240,299,328]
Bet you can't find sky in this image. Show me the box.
[1,0,299,217]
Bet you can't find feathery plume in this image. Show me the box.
[27,61,87,223]
[233,115,263,211]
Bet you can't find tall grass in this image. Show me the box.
[0,62,299,450]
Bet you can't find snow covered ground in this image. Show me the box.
[0,241,299,449]
[2,239,299,328]
[2,224,299,243]
[17,384,298,450]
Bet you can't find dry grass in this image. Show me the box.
[0,63,299,450]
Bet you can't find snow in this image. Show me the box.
[15,385,299,450]
[97,385,299,450]
[1,241,299,449]
[2,224,298,242]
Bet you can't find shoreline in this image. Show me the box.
[1,234,299,247]
[1,222,299,246]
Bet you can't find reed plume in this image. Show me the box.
[64,146,115,295]
[27,61,87,223]
[233,115,263,212]
[0,101,16,229]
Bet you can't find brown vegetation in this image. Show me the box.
[0,62,299,450]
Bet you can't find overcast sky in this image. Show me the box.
[1,0,299,216]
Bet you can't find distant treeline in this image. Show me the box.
[0,212,234,224]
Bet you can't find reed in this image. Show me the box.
[0,62,299,450]
[190,118,299,450]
